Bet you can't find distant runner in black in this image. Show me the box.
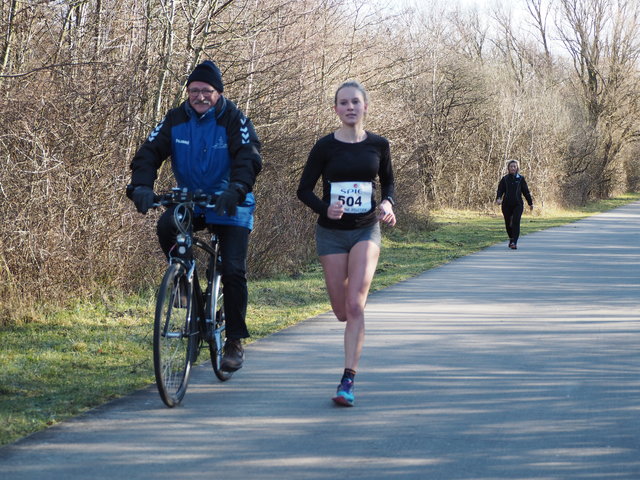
[495,159,534,250]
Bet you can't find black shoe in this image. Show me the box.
[221,339,244,371]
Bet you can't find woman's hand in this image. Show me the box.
[327,200,345,220]
[378,200,396,226]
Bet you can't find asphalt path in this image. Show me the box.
[2,202,639,479]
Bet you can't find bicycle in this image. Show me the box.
[152,188,234,408]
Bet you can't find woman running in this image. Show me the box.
[297,80,396,407]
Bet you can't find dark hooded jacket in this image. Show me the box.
[496,173,533,207]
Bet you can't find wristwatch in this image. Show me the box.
[383,196,395,206]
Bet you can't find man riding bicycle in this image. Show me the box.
[126,60,262,372]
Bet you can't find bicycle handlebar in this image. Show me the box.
[152,188,219,209]
[152,188,220,238]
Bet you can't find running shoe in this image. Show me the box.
[332,378,355,407]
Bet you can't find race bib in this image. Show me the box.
[330,181,373,214]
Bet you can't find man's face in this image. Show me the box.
[187,81,220,115]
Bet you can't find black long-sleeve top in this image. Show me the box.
[297,132,395,230]
[496,173,533,207]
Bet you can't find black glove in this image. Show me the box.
[131,186,155,214]
[214,183,247,217]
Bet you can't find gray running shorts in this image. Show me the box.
[315,222,381,256]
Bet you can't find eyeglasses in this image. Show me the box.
[188,88,216,97]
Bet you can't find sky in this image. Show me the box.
[386,0,534,32]
[387,0,524,17]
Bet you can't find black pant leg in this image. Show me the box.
[214,225,251,340]
[509,204,524,243]
[501,204,513,240]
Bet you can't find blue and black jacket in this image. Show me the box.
[127,96,262,229]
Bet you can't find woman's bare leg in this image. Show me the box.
[320,240,380,370]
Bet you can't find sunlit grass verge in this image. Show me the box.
[0,296,155,446]
[0,193,638,446]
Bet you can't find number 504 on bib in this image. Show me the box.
[330,181,373,214]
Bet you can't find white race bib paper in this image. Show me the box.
[330,181,373,214]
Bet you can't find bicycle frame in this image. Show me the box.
[152,189,232,407]
[190,235,222,344]
[189,231,231,382]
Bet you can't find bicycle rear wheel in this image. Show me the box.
[209,273,233,381]
[153,263,197,407]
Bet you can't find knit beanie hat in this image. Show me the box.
[186,60,224,93]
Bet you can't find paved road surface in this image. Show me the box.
[2,202,639,479]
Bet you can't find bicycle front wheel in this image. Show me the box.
[153,263,197,407]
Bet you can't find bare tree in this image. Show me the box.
[449,7,489,62]
[525,0,553,63]
[0,0,18,76]
[556,0,640,199]
[0,0,638,323]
